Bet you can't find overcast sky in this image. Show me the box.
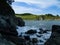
[12,0,60,15]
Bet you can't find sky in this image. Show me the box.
[12,0,60,15]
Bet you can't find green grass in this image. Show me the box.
[15,14,38,20]
[15,14,60,20]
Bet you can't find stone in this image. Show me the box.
[25,29,37,35]
[16,17,25,27]
[44,25,60,45]
[32,38,38,43]
[0,0,26,45]
[0,34,15,45]
[52,25,60,33]
[24,36,30,41]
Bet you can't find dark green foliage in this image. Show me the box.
[16,13,33,16]
[45,14,54,17]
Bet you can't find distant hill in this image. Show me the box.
[15,13,60,20]
[16,13,33,16]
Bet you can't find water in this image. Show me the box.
[25,20,60,30]
[17,20,60,45]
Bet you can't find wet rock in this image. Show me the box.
[16,17,25,27]
[38,32,42,34]
[40,40,43,43]
[24,36,30,41]
[36,34,42,37]
[25,29,37,35]
[44,25,60,45]
[38,28,49,34]
[0,34,15,45]
[0,0,26,45]
[43,30,47,33]
[0,0,18,36]
[52,25,60,33]
[32,38,38,43]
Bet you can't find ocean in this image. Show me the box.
[17,20,60,45]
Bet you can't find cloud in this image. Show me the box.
[14,0,60,8]
[12,5,42,14]
[11,0,60,14]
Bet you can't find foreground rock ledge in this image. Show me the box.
[0,0,25,45]
[45,25,60,45]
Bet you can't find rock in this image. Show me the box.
[52,25,60,33]
[24,36,30,41]
[16,17,25,27]
[0,34,15,45]
[0,0,26,45]
[39,28,44,34]
[32,38,38,43]
[4,35,26,45]
[39,28,43,31]
[43,30,47,33]
[44,25,60,45]
[36,34,42,37]
[25,29,37,35]
[40,40,43,43]
[39,28,50,34]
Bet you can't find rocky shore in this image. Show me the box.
[0,0,25,45]
[0,0,60,45]
[45,25,60,45]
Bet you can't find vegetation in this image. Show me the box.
[15,13,60,20]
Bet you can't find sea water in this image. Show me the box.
[17,20,60,45]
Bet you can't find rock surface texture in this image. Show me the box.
[45,25,60,45]
[16,17,25,27]
[0,0,25,45]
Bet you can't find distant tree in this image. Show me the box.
[20,13,33,16]
[45,14,54,17]
[56,15,59,17]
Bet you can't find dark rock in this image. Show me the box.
[25,29,37,34]
[5,35,26,45]
[24,36,30,41]
[39,28,44,34]
[36,34,42,37]
[43,30,47,33]
[38,29,49,34]
[52,25,60,33]
[40,40,43,42]
[0,0,18,36]
[16,17,25,27]
[44,25,60,45]
[0,0,26,45]
[39,28,43,31]
[32,38,38,43]
[38,32,43,34]
[0,34,15,45]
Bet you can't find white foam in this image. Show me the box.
[16,26,51,44]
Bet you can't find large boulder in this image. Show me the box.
[0,34,15,45]
[16,17,25,27]
[52,25,60,33]
[44,25,60,45]
[0,0,25,45]
[0,0,18,36]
